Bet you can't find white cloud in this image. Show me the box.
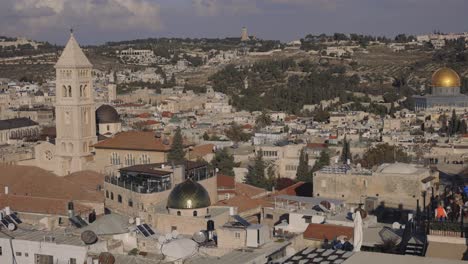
[192,0,260,16]
[1,0,163,38]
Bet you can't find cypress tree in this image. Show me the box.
[211,148,236,176]
[244,150,267,188]
[168,127,185,164]
[296,149,310,182]
[340,136,352,164]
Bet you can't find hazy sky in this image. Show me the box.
[1,0,467,45]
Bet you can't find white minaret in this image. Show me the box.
[54,31,97,176]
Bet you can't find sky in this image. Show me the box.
[1,0,468,45]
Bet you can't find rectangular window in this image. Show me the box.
[265,214,273,219]
[16,252,22,257]
[303,216,312,223]
[70,258,77,264]
[171,226,177,231]
[0,246,2,255]
[235,232,240,239]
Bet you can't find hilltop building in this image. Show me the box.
[241,27,249,41]
[413,67,468,110]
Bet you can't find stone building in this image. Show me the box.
[313,163,437,208]
[0,117,39,145]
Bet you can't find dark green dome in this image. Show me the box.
[167,179,211,209]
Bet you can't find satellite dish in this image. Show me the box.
[171,230,179,239]
[192,231,207,243]
[165,233,173,241]
[128,218,135,224]
[392,222,401,229]
[158,236,167,244]
[7,223,16,231]
[81,230,98,245]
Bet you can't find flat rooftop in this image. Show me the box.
[0,224,85,247]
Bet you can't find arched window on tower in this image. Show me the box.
[84,110,89,124]
[63,85,67,97]
[83,85,88,97]
[79,85,83,97]
[83,142,88,153]
[68,86,72,97]
[61,142,66,152]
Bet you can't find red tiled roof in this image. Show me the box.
[162,111,174,118]
[143,120,159,125]
[242,124,253,129]
[191,144,215,159]
[138,113,152,118]
[93,131,191,151]
[0,194,91,216]
[307,143,328,149]
[303,223,353,241]
[0,165,104,202]
[329,135,338,139]
[217,174,235,189]
[235,182,268,198]
[214,195,272,213]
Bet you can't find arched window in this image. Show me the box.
[117,195,122,203]
[106,190,109,198]
[128,199,133,207]
[83,85,88,97]
[68,86,72,97]
[193,211,198,217]
[177,211,181,216]
[63,85,67,97]
[107,125,110,131]
[83,142,87,153]
[110,192,114,200]
[61,142,66,152]
[79,85,83,97]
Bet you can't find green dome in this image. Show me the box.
[167,179,211,209]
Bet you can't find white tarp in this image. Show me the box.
[353,211,363,252]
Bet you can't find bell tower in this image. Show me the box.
[54,31,97,175]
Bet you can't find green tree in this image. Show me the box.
[202,131,210,141]
[459,119,467,134]
[360,143,411,168]
[168,127,185,164]
[210,148,236,176]
[225,122,251,142]
[340,136,352,164]
[296,149,310,182]
[311,150,330,172]
[255,111,272,130]
[244,150,267,188]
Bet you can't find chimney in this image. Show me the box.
[4,186,8,195]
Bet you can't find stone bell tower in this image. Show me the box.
[54,31,97,175]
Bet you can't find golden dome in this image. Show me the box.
[432,67,461,88]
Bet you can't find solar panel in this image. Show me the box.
[69,217,83,228]
[3,216,14,224]
[137,225,150,237]
[0,219,9,227]
[233,215,251,227]
[142,224,155,235]
[75,216,88,227]
[9,214,22,224]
